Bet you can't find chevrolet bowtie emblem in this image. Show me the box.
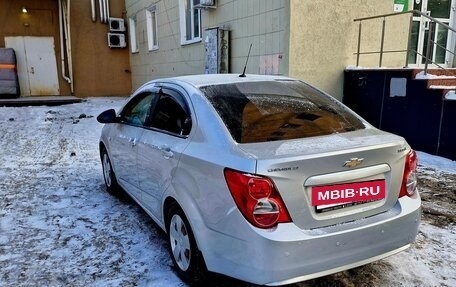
[343,158,364,168]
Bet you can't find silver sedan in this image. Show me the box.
[97,74,421,286]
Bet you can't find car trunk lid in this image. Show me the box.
[238,128,410,229]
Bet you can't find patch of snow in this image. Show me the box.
[429,85,456,89]
[445,90,456,100]
[345,66,409,70]
[417,151,456,174]
[384,223,456,286]
[415,71,456,79]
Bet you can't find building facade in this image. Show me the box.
[124,0,434,100]
[2,0,454,99]
[0,0,132,97]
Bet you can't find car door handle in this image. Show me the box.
[129,138,138,147]
[160,145,174,159]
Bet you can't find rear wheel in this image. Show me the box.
[167,205,206,284]
[101,148,120,195]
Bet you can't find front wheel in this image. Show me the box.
[101,148,120,195]
[167,205,206,284]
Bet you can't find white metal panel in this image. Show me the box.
[5,36,60,96]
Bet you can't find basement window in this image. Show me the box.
[146,8,159,51]
[178,0,202,45]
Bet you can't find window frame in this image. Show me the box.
[199,80,366,143]
[128,17,139,53]
[146,8,159,51]
[148,88,192,137]
[178,0,202,45]
[119,92,155,127]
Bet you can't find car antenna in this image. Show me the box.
[239,43,252,77]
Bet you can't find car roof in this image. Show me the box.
[152,74,296,88]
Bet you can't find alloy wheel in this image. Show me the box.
[169,214,191,271]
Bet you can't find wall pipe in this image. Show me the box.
[65,0,74,94]
[97,0,110,23]
[98,0,105,23]
[106,0,110,21]
[59,0,74,94]
[90,0,96,22]
[58,0,72,91]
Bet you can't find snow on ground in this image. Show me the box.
[0,98,455,287]
[417,151,456,174]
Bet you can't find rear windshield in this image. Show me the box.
[200,80,365,143]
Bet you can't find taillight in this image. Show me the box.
[399,150,418,197]
[224,168,291,229]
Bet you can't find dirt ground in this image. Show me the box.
[418,168,456,228]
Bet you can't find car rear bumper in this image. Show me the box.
[201,195,421,285]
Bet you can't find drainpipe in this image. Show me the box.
[98,0,105,23]
[65,0,74,94]
[58,0,73,93]
[98,0,110,23]
[106,0,110,21]
[90,0,96,22]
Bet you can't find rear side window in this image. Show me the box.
[149,93,191,136]
[200,80,365,143]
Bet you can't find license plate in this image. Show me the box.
[311,179,386,208]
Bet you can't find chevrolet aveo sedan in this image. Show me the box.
[97,74,421,286]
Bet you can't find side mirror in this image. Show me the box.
[97,109,118,124]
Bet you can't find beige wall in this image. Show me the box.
[0,0,71,96]
[70,0,132,97]
[126,0,411,99]
[125,0,290,90]
[0,0,131,97]
[289,0,410,100]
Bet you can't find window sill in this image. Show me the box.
[180,38,202,46]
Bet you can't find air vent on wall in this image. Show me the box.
[109,17,126,32]
[193,0,216,9]
[108,33,127,48]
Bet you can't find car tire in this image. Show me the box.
[167,205,206,284]
[101,148,120,195]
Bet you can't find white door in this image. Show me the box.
[409,0,455,66]
[5,36,60,96]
